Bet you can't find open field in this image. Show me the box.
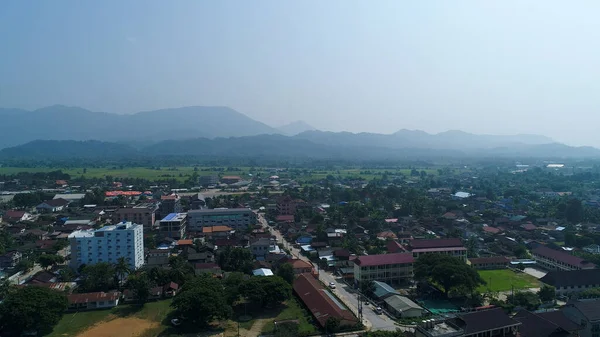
[477,269,541,293]
[260,297,318,336]
[46,299,174,337]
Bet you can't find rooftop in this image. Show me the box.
[188,208,252,215]
[571,299,600,321]
[68,291,121,304]
[161,213,187,222]
[453,308,520,335]
[202,225,233,233]
[540,269,600,288]
[533,245,596,269]
[354,253,414,267]
[469,256,510,265]
[409,238,464,250]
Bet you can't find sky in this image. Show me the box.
[1,1,600,146]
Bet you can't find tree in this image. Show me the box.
[507,291,541,311]
[114,257,130,287]
[168,255,195,285]
[223,272,246,305]
[362,331,406,337]
[360,280,376,299]
[274,321,299,337]
[81,262,116,292]
[538,285,556,303]
[15,258,33,273]
[325,316,340,333]
[126,273,151,304]
[414,254,485,296]
[241,276,291,308]
[38,254,65,269]
[171,275,231,327]
[0,279,13,300]
[217,247,254,274]
[565,198,583,223]
[0,286,68,336]
[276,263,295,284]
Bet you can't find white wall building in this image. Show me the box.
[187,208,257,231]
[69,222,144,270]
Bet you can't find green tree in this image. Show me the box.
[126,273,151,304]
[414,254,485,296]
[276,263,295,284]
[325,316,341,333]
[362,331,406,337]
[538,285,556,303]
[168,255,195,285]
[223,272,246,305]
[38,254,65,269]
[241,276,291,308]
[81,262,117,292]
[360,280,376,299]
[0,286,68,337]
[217,247,254,274]
[171,275,231,327]
[15,258,34,273]
[565,198,583,223]
[507,291,541,311]
[274,321,299,337]
[114,257,131,287]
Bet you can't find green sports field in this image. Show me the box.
[477,269,540,293]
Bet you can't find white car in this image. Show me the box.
[171,318,182,326]
[329,282,336,289]
[374,306,383,315]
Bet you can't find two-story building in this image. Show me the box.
[563,299,600,337]
[250,237,278,258]
[409,238,467,261]
[187,208,256,232]
[353,253,414,286]
[540,269,600,297]
[532,245,596,271]
[415,308,521,337]
[468,256,510,270]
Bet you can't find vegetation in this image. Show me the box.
[477,269,540,292]
[171,275,232,327]
[241,276,292,308]
[414,254,485,296]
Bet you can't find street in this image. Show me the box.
[258,214,406,332]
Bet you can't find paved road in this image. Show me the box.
[258,214,406,332]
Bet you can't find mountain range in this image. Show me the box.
[0,105,598,160]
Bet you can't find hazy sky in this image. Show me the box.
[1,1,600,146]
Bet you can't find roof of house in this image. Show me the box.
[412,247,467,253]
[276,215,295,222]
[176,239,194,246]
[68,292,121,304]
[482,226,502,234]
[377,231,397,239]
[202,226,233,234]
[570,299,600,321]
[5,210,26,218]
[288,258,312,270]
[221,175,242,180]
[453,308,520,334]
[532,245,596,269]
[38,198,70,207]
[354,253,414,267]
[252,268,274,276]
[513,310,570,337]
[536,311,581,332]
[522,223,538,231]
[293,273,357,328]
[540,269,600,288]
[409,238,464,250]
[387,240,405,254]
[372,281,401,299]
[384,295,423,313]
[469,256,510,265]
[333,249,350,257]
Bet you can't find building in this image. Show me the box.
[36,198,69,213]
[158,194,182,219]
[277,195,298,216]
[250,237,278,258]
[540,269,600,297]
[3,210,34,222]
[68,222,144,270]
[53,193,86,203]
[188,193,206,210]
[384,295,424,318]
[0,251,22,268]
[415,308,521,337]
[468,256,510,270]
[293,273,358,329]
[409,238,467,261]
[159,213,187,239]
[113,203,159,229]
[146,249,170,267]
[198,175,219,187]
[67,292,121,311]
[563,299,600,337]
[202,225,233,237]
[353,253,414,285]
[583,244,600,255]
[372,280,401,300]
[187,208,256,231]
[532,245,596,271]
[221,176,242,184]
[253,268,274,276]
[514,310,580,337]
[194,263,222,276]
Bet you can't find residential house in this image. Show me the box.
[377,231,398,241]
[469,256,510,270]
[3,210,34,223]
[250,237,278,258]
[0,251,22,268]
[354,253,414,285]
[409,238,467,261]
[293,273,358,329]
[146,249,170,267]
[415,308,521,337]
[514,310,580,337]
[563,299,600,337]
[123,282,179,302]
[53,193,86,204]
[67,292,121,311]
[532,246,596,271]
[384,295,424,318]
[387,240,407,254]
[202,225,233,238]
[36,198,69,213]
[540,269,600,297]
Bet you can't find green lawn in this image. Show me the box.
[261,297,318,336]
[477,269,540,293]
[46,299,173,337]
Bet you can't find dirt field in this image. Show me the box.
[76,317,160,337]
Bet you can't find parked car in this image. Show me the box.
[171,318,182,326]
[329,282,336,289]
[374,306,383,314]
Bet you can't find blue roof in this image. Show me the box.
[163,213,177,221]
[296,236,313,244]
[373,281,400,299]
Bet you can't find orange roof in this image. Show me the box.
[177,240,193,246]
[222,176,242,180]
[202,226,233,234]
[105,191,142,197]
[289,259,312,270]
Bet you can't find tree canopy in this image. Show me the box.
[217,247,254,274]
[171,275,231,327]
[414,254,485,296]
[240,276,291,308]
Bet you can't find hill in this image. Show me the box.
[277,121,316,136]
[0,105,280,148]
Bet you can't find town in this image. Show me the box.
[0,163,599,337]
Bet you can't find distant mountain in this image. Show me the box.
[0,105,280,148]
[277,121,317,136]
[0,140,137,159]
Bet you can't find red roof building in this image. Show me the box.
[67,292,121,311]
[354,253,414,285]
[293,274,358,328]
[532,245,596,271]
[409,238,467,261]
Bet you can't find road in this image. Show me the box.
[258,214,405,332]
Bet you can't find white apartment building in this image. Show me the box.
[187,208,257,231]
[69,222,144,270]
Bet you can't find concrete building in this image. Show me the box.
[563,299,600,337]
[532,245,596,271]
[250,237,279,258]
[277,195,300,216]
[409,238,467,261]
[158,194,182,219]
[113,202,159,229]
[159,213,187,239]
[198,175,219,187]
[468,256,510,270]
[187,208,256,231]
[415,308,520,337]
[68,222,144,270]
[540,269,600,297]
[353,253,414,285]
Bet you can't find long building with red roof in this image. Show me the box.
[353,253,414,285]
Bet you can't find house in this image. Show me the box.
[67,292,121,311]
[468,256,510,270]
[415,308,521,337]
[0,251,22,268]
[387,240,407,254]
[276,215,295,223]
[3,210,34,223]
[53,193,86,203]
[482,226,502,235]
[202,225,233,237]
[253,268,274,276]
[56,180,68,187]
[532,245,596,271]
[293,273,358,329]
[354,253,414,285]
[563,299,600,337]
[194,263,222,276]
[250,237,278,257]
[513,310,580,337]
[123,282,179,302]
[36,198,69,213]
[384,295,424,318]
[583,244,600,255]
[409,238,467,261]
[146,249,170,267]
[372,280,401,300]
[539,269,600,297]
[377,231,398,240]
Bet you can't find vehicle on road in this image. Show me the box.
[374,306,383,314]
[329,282,336,289]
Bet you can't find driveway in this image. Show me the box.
[523,267,547,279]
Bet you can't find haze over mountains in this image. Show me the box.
[0,105,598,160]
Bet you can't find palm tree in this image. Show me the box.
[114,257,130,288]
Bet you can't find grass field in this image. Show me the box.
[46,299,174,337]
[477,269,540,293]
[261,297,318,336]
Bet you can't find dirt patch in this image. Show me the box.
[76,317,159,337]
